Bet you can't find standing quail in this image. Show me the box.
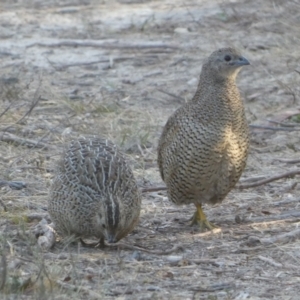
[48,136,141,245]
[157,47,250,230]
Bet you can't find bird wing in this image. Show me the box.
[158,106,226,184]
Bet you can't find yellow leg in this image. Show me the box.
[190,204,218,231]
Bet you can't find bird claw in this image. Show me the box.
[190,211,218,231]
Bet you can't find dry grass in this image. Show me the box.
[1,0,300,299]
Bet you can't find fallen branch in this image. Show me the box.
[27,39,180,50]
[142,169,300,193]
[0,180,26,190]
[249,124,300,131]
[48,55,159,69]
[236,169,300,189]
[0,132,54,150]
[267,120,300,128]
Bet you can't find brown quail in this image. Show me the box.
[48,136,141,245]
[157,47,250,230]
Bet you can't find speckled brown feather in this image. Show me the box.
[48,136,141,243]
[158,48,249,207]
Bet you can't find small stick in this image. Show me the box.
[0,198,7,212]
[106,242,182,255]
[157,88,184,102]
[0,253,6,291]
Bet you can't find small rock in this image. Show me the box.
[167,255,183,266]
[187,77,198,86]
[174,27,190,34]
[131,251,141,261]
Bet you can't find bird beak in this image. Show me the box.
[230,56,250,66]
[107,234,117,243]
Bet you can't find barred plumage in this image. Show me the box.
[48,136,141,244]
[157,48,250,230]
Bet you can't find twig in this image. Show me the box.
[236,169,300,189]
[15,95,41,125]
[274,158,300,164]
[267,119,300,128]
[157,88,184,102]
[249,124,300,131]
[107,242,182,255]
[190,283,233,292]
[189,258,232,266]
[0,253,6,291]
[0,132,54,150]
[0,198,7,212]
[142,186,167,193]
[257,255,282,268]
[0,103,13,119]
[2,80,41,134]
[239,211,300,224]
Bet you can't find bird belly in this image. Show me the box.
[165,139,247,207]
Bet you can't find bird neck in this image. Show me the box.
[191,75,241,106]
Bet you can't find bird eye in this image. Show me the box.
[224,55,231,62]
[102,224,106,229]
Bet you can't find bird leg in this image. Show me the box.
[190,204,218,231]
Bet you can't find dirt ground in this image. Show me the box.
[1,0,300,299]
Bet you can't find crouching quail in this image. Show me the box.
[48,136,141,245]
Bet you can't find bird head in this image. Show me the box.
[202,47,250,81]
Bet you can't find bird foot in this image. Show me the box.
[190,210,218,231]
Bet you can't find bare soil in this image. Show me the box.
[1,0,300,299]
